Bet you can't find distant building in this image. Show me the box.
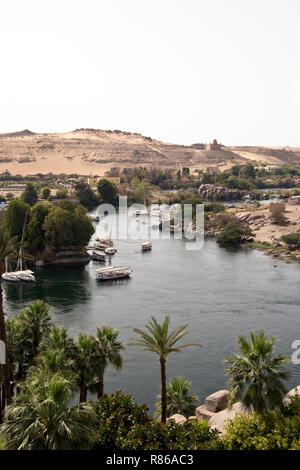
[205,139,222,151]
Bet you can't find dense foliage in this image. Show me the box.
[21,183,38,207]
[216,222,253,246]
[97,179,119,205]
[281,232,300,248]
[74,179,99,210]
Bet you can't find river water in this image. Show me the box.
[3,210,300,412]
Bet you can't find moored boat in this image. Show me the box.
[96,266,132,281]
[105,247,117,255]
[2,272,21,282]
[15,270,36,283]
[141,241,152,251]
[91,251,106,262]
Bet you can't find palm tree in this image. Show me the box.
[19,300,52,358]
[224,330,290,414]
[155,376,199,420]
[75,334,97,402]
[1,375,97,450]
[130,315,201,423]
[27,349,77,384]
[6,317,31,396]
[39,326,77,361]
[95,326,124,398]
[0,229,18,407]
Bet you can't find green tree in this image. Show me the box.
[25,202,52,253]
[55,188,68,199]
[21,183,38,207]
[224,330,290,414]
[95,326,124,398]
[3,199,30,241]
[130,316,201,423]
[0,230,18,407]
[75,334,97,403]
[132,181,152,204]
[74,179,99,210]
[97,179,119,205]
[1,375,97,450]
[18,301,52,358]
[216,222,253,246]
[43,206,73,250]
[155,376,199,420]
[41,187,51,200]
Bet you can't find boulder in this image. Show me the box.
[208,402,249,434]
[284,385,300,404]
[205,389,230,412]
[196,404,216,421]
[167,414,187,425]
[188,416,197,422]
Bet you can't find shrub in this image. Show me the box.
[41,187,51,200]
[217,222,253,246]
[204,202,225,214]
[92,392,150,450]
[281,232,300,248]
[119,420,220,450]
[269,202,287,224]
[222,396,300,450]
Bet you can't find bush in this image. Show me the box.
[92,392,150,450]
[281,232,300,248]
[269,202,287,224]
[217,222,253,246]
[119,420,220,450]
[21,183,38,206]
[204,202,225,214]
[41,187,51,200]
[221,396,300,450]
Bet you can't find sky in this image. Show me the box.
[1,0,300,146]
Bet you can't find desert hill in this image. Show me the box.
[0,128,299,175]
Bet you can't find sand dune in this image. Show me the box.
[0,129,299,175]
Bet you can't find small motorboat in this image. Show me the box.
[2,272,21,282]
[141,241,152,251]
[15,270,36,283]
[96,266,132,281]
[91,251,106,262]
[105,247,117,255]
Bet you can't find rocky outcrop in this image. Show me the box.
[196,390,230,421]
[196,404,216,421]
[167,414,187,425]
[284,385,300,404]
[208,402,249,434]
[199,184,259,201]
[205,389,230,412]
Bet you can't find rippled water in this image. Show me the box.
[3,212,300,412]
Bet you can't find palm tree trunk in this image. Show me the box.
[79,376,87,402]
[0,279,11,409]
[98,372,104,398]
[160,356,167,424]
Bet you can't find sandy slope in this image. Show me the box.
[0,129,299,176]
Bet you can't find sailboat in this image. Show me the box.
[2,257,21,282]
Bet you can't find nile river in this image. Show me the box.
[3,211,300,412]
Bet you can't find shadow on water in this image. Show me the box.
[3,265,92,316]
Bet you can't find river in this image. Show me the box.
[3,210,300,413]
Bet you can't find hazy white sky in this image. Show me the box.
[1,0,300,146]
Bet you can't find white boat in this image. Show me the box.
[2,272,21,282]
[141,241,152,251]
[105,247,117,255]
[15,270,36,283]
[96,266,132,281]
